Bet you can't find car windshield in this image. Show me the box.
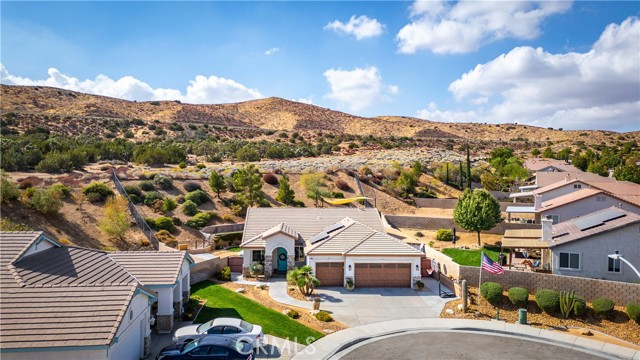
[239,320,253,332]
[180,339,199,353]
[196,320,215,333]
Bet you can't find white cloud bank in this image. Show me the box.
[0,64,262,104]
[323,66,397,112]
[264,47,280,56]
[325,15,385,40]
[417,17,640,131]
[397,0,571,54]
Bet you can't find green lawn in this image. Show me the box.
[225,247,242,252]
[191,281,323,344]
[442,246,501,267]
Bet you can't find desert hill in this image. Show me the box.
[1,85,638,144]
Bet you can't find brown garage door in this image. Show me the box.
[355,263,411,287]
[315,262,344,287]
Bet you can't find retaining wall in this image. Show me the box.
[385,215,540,234]
[190,257,228,285]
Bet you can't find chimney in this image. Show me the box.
[541,218,553,242]
[534,194,542,210]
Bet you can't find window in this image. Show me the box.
[558,252,580,270]
[596,195,607,202]
[547,214,559,224]
[573,184,582,189]
[189,345,210,356]
[295,246,305,261]
[129,309,133,320]
[207,326,224,334]
[608,257,621,273]
[252,250,265,262]
[222,326,241,334]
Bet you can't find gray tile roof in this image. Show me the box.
[0,232,154,350]
[242,208,383,246]
[549,207,640,247]
[109,251,192,285]
[240,223,301,248]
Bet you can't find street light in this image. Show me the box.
[608,251,640,279]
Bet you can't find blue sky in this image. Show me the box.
[1,1,639,131]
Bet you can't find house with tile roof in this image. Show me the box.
[0,231,156,360]
[240,208,424,288]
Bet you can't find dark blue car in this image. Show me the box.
[157,336,254,360]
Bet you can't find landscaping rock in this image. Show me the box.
[579,328,592,336]
[235,288,246,294]
[457,304,464,312]
[446,309,455,315]
[323,329,335,334]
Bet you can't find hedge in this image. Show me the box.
[507,287,529,307]
[627,303,640,323]
[480,282,503,306]
[574,297,587,317]
[592,297,614,315]
[535,289,560,314]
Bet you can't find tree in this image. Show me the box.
[613,164,640,184]
[445,163,450,184]
[466,147,472,189]
[531,148,541,157]
[99,195,131,241]
[394,171,418,197]
[300,172,329,207]
[276,174,296,205]
[208,171,226,198]
[587,161,608,177]
[542,147,555,159]
[233,164,265,208]
[28,187,63,215]
[454,189,503,246]
[459,161,464,190]
[286,265,320,296]
[411,161,422,176]
[556,147,572,161]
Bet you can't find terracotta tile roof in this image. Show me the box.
[549,207,640,247]
[539,188,603,211]
[109,251,192,286]
[524,159,574,172]
[585,180,640,207]
[532,178,584,195]
[536,171,614,187]
[242,208,384,246]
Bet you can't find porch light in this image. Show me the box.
[348,264,352,271]
[416,264,419,271]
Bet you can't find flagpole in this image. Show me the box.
[478,251,483,307]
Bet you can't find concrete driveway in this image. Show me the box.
[315,277,452,327]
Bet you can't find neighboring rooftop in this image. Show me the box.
[539,188,603,211]
[524,159,574,172]
[109,251,193,286]
[535,170,615,187]
[550,207,640,247]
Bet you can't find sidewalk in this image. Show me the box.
[267,278,313,310]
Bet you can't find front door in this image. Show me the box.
[277,248,288,272]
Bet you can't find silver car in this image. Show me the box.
[173,317,264,348]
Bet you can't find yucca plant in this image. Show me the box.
[559,290,577,319]
[287,265,320,296]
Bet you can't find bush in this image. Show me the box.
[315,311,333,322]
[286,309,299,319]
[183,181,202,192]
[124,185,143,198]
[153,174,173,190]
[29,187,63,214]
[162,197,177,212]
[535,289,560,314]
[185,189,208,205]
[196,163,206,170]
[592,297,615,315]
[332,191,344,198]
[480,282,503,306]
[151,216,175,232]
[185,212,212,229]
[181,200,200,216]
[128,194,141,204]
[574,297,587,317]
[1,176,19,203]
[83,182,114,203]
[263,173,279,185]
[49,183,71,197]
[139,181,155,191]
[508,287,529,307]
[626,303,640,323]
[435,229,454,241]
[156,229,174,243]
[334,179,351,191]
[178,161,187,169]
[415,231,424,237]
[215,266,232,281]
[172,217,182,226]
[144,191,164,206]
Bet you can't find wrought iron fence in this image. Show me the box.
[111,170,159,249]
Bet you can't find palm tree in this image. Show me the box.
[286,265,320,296]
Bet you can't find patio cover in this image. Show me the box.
[509,191,534,199]
[506,206,537,213]
[502,229,548,249]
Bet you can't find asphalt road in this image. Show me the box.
[339,331,609,360]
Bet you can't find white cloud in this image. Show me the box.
[294,96,314,105]
[0,64,262,104]
[397,1,571,54]
[264,47,280,56]
[325,15,385,40]
[323,66,397,112]
[417,17,640,131]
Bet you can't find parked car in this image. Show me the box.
[157,336,254,360]
[173,317,264,348]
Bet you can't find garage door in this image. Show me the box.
[355,263,411,287]
[315,262,344,287]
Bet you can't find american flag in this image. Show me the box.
[481,253,504,274]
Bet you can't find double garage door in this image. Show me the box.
[316,262,411,287]
[355,263,411,287]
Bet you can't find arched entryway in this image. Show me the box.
[272,247,288,273]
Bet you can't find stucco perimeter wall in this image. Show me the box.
[190,257,228,284]
[423,246,461,279]
[458,266,640,305]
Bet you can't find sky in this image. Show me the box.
[1,1,639,132]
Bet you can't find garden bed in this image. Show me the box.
[441,287,640,346]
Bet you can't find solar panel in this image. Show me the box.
[324,223,345,234]
[574,208,626,231]
[310,232,329,244]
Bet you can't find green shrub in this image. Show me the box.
[183,181,202,192]
[83,182,114,202]
[1,176,19,203]
[435,229,454,241]
[315,311,333,322]
[124,185,143,198]
[139,181,155,191]
[162,197,177,212]
[153,174,173,190]
[332,191,344,198]
[508,287,529,307]
[144,217,156,229]
[144,191,164,206]
[286,309,299,319]
[156,229,174,243]
[49,183,70,197]
[154,216,176,232]
[480,282,503,306]
[28,187,63,214]
[215,266,231,281]
[535,289,560,314]
[415,231,424,237]
[574,297,587,317]
[263,173,279,185]
[172,217,182,226]
[185,189,208,205]
[181,200,200,216]
[128,194,141,204]
[178,161,187,169]
[185,212,211,229]
[196,163,206,170]
[626,303,640,323]
[592,297,615,315]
